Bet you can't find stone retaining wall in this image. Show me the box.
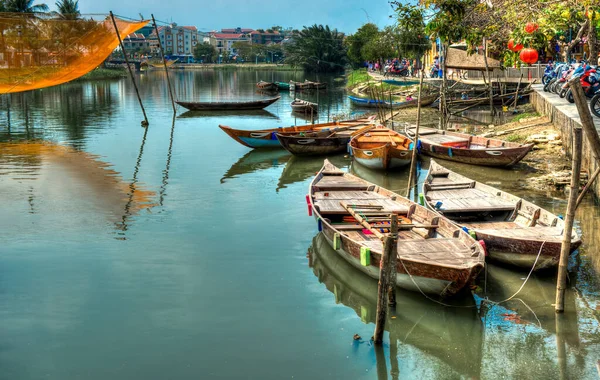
[530,85,600,201]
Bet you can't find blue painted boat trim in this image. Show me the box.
[239,137,282,148]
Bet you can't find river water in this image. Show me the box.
[0,69,599,379]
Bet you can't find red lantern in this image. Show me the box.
[524,22,539,34]
[519,48,539,64]
[507,39,523,52]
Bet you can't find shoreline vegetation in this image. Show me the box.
[171,63,299,71]
[76,67,127,81]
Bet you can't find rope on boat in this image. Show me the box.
[397,234,549,311]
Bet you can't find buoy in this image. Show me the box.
[469,230,477,239]
[360,247,371,266]
[448,147,453,157]
[318,219,322,231]
[308,204,313,216]
[305,194,311,205]
[462,226,469,233]
[478,240,488,256]
[333,233,341,250]
[434,201,443,210]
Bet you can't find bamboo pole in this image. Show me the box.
[512,74,523,112]
[152,14,176,114]
[373,214,398,344]
[389,90,394,129]
[555,126,581,313]
[483,37,494,120]
[110,11,149,127]
[387,214,398,308]
[575,166,600,209]
[406,68,425,197]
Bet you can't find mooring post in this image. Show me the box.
[373,213,398,344]
[555,125,581,312]
[110,11,149,127]
[152,14,176,114]
[406,68,425,197]
[388,214,398,308]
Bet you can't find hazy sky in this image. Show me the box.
[76,0,394,34]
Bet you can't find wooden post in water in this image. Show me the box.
[387,214,398,308]
[152,14,176,114]
[406,68,425,197]
[373,214,398,344]
[555,126,581,313]
[389,91,394,129]
[110,11,149,127]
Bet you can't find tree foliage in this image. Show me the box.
[284,24,347,72]
[193,43,217,63]
[345,23,379,66]
[3,0,49,13]
[55,0,79,20]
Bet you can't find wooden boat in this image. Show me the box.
[256,81,278,91]
[311,81,327,90]
[275,81,290,90]
[309,160,485,297]
[290,98,318,113]
[290,81,315,91]
[349,126,412,169]
[348,94,438,109]
[423,160,582,269]
[276,125,372,156]
[406,126,533,167]
[219,117,376,149]
[176,96,280,111]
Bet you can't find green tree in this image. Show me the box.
[345,22,379,67]
[4,0,49,13]
[284,24,347,72]
[193,42,217,63]
[55,0,79,20]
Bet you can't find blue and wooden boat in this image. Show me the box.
[219,117,376,149]
[348,94,437,109]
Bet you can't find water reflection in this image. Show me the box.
[309,232,483,379]
[276,154,351,191]
[177,109,279,119]
[221,149,291,184]
[0,141,155,236]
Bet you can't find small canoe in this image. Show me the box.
[291,99,318,113]
[176,96,280,111]
[349,127,413,170]
[256,81,278,91]
[275,81,290,90]
[423,160,582,269]
[348,94,438,109]
[219,117,376,149]
[276,125,373,156]
[406,126,533,167]
[309,160,485,297]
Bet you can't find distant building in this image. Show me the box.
[250,30,284,45]
[151,23,200,55]
[123,33,153,54]
[208,31,252,57]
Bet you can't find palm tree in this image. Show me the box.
[5,0,49,13]
[284,24,347,72]
[55,0,79,20]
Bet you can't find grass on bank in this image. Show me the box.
[76,67,127,81]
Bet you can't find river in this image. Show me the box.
[0,69,598,379]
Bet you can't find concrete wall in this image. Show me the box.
[530,85,600,200]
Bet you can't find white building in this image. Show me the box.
[152,23,200,55]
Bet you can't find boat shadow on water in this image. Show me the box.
[276,154,351,192]
[308,232,483,379]
[177,109,279,119]
[220,149,292,184]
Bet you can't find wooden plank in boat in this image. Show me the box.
[315,198,409,214]
[315,176,370,190]
[360,238,473,263]
[313,190,388,201]
[423,134,469,144]
[474,226,564,239]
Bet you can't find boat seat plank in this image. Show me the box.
[313,191,389,201]
[472,226,567,240]
[427,187,517,212]
[314,198,410,214]
[359,238,475,263]
[315,176,370,190]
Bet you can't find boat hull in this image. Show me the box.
[352,146,411,170]
[472,230,582,269]
[318,219,481,297]
[277,135,349,156]
[418,140,532,167]
[176,96,280,111]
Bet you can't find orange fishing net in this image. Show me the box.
[0,13,148,94]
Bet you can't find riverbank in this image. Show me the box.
[75,67,127,81]
[171,63,299,71]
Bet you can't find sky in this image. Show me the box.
[76,0,395,34]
